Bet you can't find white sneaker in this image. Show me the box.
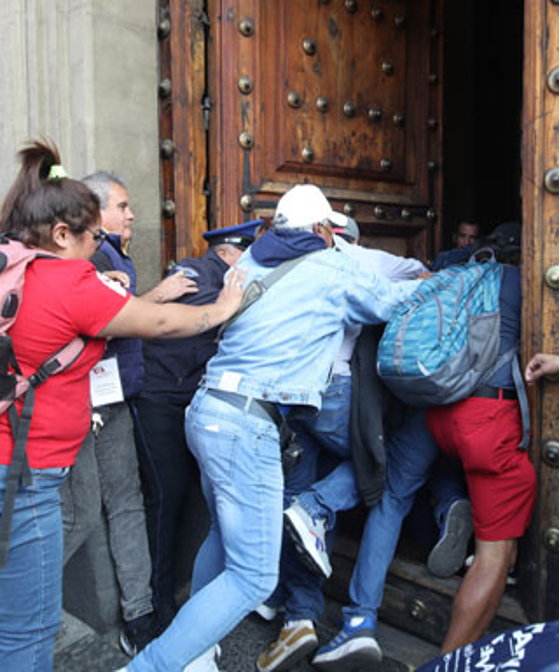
[183,644,222,671]
[284,502,332,579]
[254,603,279,621]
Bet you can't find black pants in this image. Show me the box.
[130,397,196,628]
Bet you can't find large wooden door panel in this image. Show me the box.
[269,3,410,183]
[208,0,442,260]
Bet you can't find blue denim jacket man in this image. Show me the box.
[126,184,419,672]
[203,246,418,409]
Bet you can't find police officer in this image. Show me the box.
[129,220,261,629]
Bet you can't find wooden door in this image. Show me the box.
[518,0,559,623]
[157,0,443,262]
[208,0,442,262]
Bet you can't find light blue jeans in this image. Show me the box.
[343,407,439,624]
[0,464,69,672]
[128,388,283,671]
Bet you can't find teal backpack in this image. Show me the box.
[377,251,529,447]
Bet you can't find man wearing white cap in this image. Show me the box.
[123,184,421,672]
[255,209,428,672]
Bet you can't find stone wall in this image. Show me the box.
[0,0,171,631]
[0,0,162,291]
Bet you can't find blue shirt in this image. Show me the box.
[487,264,521,389]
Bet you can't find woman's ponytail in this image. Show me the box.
[0,139,100,247]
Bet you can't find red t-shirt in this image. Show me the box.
[0,258,130,468]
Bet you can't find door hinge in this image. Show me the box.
[202,96,212,131]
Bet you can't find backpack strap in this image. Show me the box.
[0,391,35,566]
[512,356,531,450]
[217,252,320,340]
[0,336,88,568]
[482,345,531,451]
[469,246,497,263]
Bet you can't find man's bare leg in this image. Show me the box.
[441,538,516,654]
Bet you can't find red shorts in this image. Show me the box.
[427,397,536,541]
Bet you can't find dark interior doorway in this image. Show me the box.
[333,0,527,643]
[442,0,524,245]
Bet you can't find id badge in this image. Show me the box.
[89,356,124,407]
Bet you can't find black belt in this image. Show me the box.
[206,388,284,432]
[470,385,517,400]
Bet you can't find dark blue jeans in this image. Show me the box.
[0,465,69,671]
[344,407,439,624]
[270,374,352,622]
[130,397,196,627]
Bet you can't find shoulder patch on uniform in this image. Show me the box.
[96,272,127,297]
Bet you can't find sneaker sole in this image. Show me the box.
[428,500,473,578]
[313,639,382,672]
[256,634,318,672]
[284,510,332,579]
[119,632,137,658]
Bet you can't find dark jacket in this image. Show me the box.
[349,325,389,507]
[139,248,229,406]
[92,234,144,398]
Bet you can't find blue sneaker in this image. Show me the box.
[312,616,382,671]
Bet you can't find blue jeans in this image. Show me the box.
[0,464,69,671]
[128,388,283,671]
[343,407,439,624]
[271,375,353,622]
[289,376,357,528]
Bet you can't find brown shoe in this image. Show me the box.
[256,620,318,672]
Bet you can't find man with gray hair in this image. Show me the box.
[124,184,421,672]
[61,172,194,657]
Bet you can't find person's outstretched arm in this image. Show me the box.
[97,267,245,339]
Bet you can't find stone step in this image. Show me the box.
[54,603,439,672]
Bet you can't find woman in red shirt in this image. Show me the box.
[0,140,244,671]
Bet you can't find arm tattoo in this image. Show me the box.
[195,311,211,334]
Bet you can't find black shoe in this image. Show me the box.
[119,611,162,658]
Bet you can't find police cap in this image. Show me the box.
[202,219,263,250]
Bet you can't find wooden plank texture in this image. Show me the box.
[519,0,559,622]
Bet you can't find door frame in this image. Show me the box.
[519,0,559,621]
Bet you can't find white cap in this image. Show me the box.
[273,185,334,230]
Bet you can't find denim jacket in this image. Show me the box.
[204,247,419,410]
